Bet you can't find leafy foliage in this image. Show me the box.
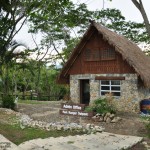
[29,6,149,65]
[2,95,15,110]
[85,98,116,114]
[0,1,149,102]
[94,8,149,43]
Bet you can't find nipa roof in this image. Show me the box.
[58,21,150,88]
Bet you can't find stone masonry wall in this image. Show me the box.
[70,78,80,103]
[70,74,150,112]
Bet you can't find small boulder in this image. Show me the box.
[92,115,100,122]
[105,112,111,117]
[103,115,108,122]
[57,125,63,131]
[110,114,115,119]
[111,117,122,123]
[106,117,111,123]
[94,126,105,132]
[99,116,104,122]
[86,124,91,130]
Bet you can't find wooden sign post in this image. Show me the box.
[60,103,93,117]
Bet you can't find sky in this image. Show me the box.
[15,0,150,49]
[84,0,150,22]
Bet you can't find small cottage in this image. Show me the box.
[58,21,150,112]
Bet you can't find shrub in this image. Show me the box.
[2,95,16,110]
[146,122,150,138]
[85,98,116,114]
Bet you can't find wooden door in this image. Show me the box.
[80,80,90,104]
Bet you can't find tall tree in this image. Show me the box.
[0,0,42,95]
[131,0,150,37]
[28,0,148,64]
[0,0,41,65]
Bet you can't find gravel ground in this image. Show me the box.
[17,101,147,136]
[18,101,87,124]
[17,101,150,150]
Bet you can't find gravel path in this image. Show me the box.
[17,101,150,150]
[18,101,88,124]
[17,101,147,136]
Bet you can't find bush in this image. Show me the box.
[2,95,16,110]
[146,122,150,138]
[85,98,116,114]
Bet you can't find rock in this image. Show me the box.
[91,127,96,134]
[57,125,63,131]
[142,141,150,149]
[85,124,95,133]
[105,112,111,117]
[86,124,91,130]
[92,116,96,119]
[77,125,83,130]
[103,115,107,122]
[111,117,122,123]
[111,118,117,123]
[63,125,69,131]
[20,123,25,129]
[102,113,105,117]
[94,126,105,132]
[99,116,104,122]
[110,114,115,119]
[95,113,101,117]
[92,115,100,122]
[7,108,108,133]
[106,117,111,123]
[46,126,50,131]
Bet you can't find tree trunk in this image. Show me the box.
[132,0,150,37]
[36,61,41,101]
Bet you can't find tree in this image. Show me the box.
[108,0,150,41]
[93,8,148,43]
[0,0,44,95]
[0,0,44,65]
[28,1,148,64]
[131,0,150,37]
[27,1,92,64]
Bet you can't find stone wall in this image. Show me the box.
[70,78,80,103]
[70,74,150,112]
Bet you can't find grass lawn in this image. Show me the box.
[0,122,84,145]
[0,106,84,145]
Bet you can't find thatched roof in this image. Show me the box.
[58,21,150,88]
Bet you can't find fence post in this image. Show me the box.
[30,92,33,100]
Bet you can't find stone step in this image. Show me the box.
[19,132,143,150]
[0,134,22,150]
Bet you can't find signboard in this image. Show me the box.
[60,103,93,117]
[61,103,85,111]
[60,109,93,117]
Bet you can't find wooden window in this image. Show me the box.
[84,48,100,61]
[100,80,121,97]
[85,48,91,60]
[100,49,115,60]
[85,48,115,61]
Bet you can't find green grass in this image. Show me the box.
[0,123,84,145]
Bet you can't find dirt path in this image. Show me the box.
[17,101,147,137]
[17,101,150,150]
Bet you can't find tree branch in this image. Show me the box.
[5,15,26,47]
[52,42,66,64]
[132,0,150,37]
[39,45,50,61]
[131,0,141,10]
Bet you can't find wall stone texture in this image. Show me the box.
[70,74,150,113]
[70,78,80,103]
